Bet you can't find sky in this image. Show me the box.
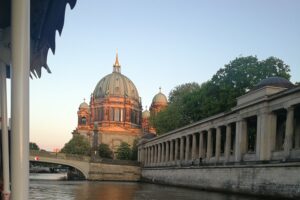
[27,0,300,151]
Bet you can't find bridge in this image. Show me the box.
[29,150,141,181]
[29,151,91,179]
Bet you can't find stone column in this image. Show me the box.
[137,148,140,162]
[192,133,197,160]
[225,124,232,162]
[207,129,212,160]
[148,147,151,165]
[284,106,294,157]
[150,146,153,164]
[235,119,247,162]
[154,145,157,163]
[295,118,300,149]
[180,137,185,161]
[257,111,277,161]
[215,127,221,162]
[161,143,165,163]
[170,140,174,161]
[185,135,190,161]
[158,144,161,163]
[145,148,148,165]
[199,132,204,158]
[166,141,169,162]
[175,139,179,161]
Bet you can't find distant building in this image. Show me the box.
[74,52,167,154]
[142,88,168,134]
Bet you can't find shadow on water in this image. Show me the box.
[30,180,267,200]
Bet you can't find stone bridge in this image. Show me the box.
[29,151,91,178]
[29,151,141,181]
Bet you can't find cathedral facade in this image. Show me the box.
[74,53,167,154]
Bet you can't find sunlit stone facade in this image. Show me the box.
[74,52,167,154]
[75,53,143,153]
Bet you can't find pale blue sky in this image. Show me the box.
[28,0,300,151]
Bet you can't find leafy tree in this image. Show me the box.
[131,139,139,161]
[30,142,40,151]
[151,56,291,135]
[98,143,113,158]
[115,142,131,160]
[168,82,200,104]
[210,56,290,111]
[150,83,200,134]
[60,134,91,155]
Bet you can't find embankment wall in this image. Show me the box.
[141,163,300,199]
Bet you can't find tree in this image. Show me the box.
[150,82,201,134]
[60,134,91,155]
[168,82,200,104]
[151,56,291,135]
[131,139,139,161]
[30,142,40,151]
[98,143,113,159]
[115,142,131,160]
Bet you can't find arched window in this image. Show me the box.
[80,117,87,125]
[115,108,120,122]
[110,108,114,121]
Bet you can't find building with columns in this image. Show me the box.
[74,52,167,154]
[138,77,300,166]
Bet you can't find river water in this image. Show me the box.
[30,180,266,200]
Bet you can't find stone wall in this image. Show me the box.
[89,162,141,181]
[142,163,300,199]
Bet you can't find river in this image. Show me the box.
[30,179,265,200]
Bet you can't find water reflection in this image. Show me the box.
[30,180,264,200]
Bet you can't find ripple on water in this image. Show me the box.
[30,180,266,200]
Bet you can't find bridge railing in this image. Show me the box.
[30,150,91,162]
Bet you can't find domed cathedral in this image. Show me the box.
[75,52,143,153]
[141,87,168,134]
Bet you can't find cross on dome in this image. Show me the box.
[113,49,121,73]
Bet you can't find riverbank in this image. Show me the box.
[141,162,300,199]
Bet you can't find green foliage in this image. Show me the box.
[60,134,91,155]
[115,142,131,160]
[150,83,201,135]
[151,56,291,135]
[168,82,200,104]
[131,139,139,161]
[98,143,113,158]
[29,142,40,151]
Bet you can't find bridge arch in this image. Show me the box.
[29,154,90,179]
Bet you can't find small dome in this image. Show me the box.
[253,77,294,90]
[141,132,156,139]
[79,101,89,109]
[142,110,150,119]
[152,88,168,105]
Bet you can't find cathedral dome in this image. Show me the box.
[93,53,140,101]
[79,101,89,109]
[142,109,150,119]
[252,77,294,90]
[152,87,168,105]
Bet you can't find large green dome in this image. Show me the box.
[93,53,140,101]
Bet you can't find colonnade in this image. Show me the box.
[139,123,235,166]
[138,103,300,166]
